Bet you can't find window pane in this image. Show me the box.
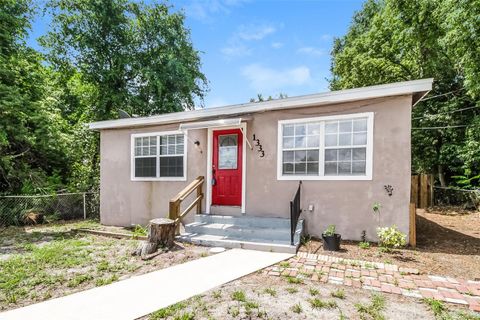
[142,147,149,156]
[338,149,352,161]
[325,149,337,161]
[149,136,156,145]
[307,123,320,135]
[176,144,184,154]
[135,138,141,147]
[219,134,237,147]
[135,157,156,177]
[353,119,367,132]
[338,133,351,146]
[352,161,366,174]
[150,146,157,155]
[168,145,176,154]
[135,147,141,156]
[294,136,306,148]
[338,162,352,174]
[307,135,319,147]
[160,145,168,155]
[294,163,306,174]
[168,135,175,144]
[219,135,238,169]
[283,163,294,174]
[353,148,366,160]
[176,134,184,144]
[339,120,352,133]
[160,136,168,145]
[294,150,306,162]
[283,124,294,136]
[325,122,338,134]
[159,156,184,177]
[295,124,306,136]
[283,137,294,148]
[353,132,367,145]
[307,162,319,175]
[283,151,294,162]
[325,134,337,147]
[306,150,319,161]
[325,162,337,175]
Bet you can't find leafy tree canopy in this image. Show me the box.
[330,0,480,187]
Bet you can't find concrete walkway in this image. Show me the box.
[0,249,292,320]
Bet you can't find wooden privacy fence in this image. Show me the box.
[411,174,434,209]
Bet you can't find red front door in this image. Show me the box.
[212,129,243,206]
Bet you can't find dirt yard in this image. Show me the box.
[300,207,480,280]
[0,220,210,311]
[142,273,477,320]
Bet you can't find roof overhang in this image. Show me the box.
[178,118,242,131]
[89,78,433,130]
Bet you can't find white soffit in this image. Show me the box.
[178,118,242,131]
[89,78,433,130]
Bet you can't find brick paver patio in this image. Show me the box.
[265,252,480,313]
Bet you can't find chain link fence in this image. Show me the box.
[433,186,480,210]
[0,192,99,227]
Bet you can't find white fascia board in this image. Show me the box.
[89,78,433,130]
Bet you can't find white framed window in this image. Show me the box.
[277,112,374,180]
[131,131,187,181]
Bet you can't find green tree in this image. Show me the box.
[0,0,71,194]
[330,0,480,187]
[41,0,208,120]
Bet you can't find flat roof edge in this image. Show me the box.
[89,78,433,130]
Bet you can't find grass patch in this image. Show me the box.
[291,303,303,314]
[309,287,320,296]
[355,293,386,320]
[279,261,291,268]
[95,274,119,286]
[331,288,346,299]
[309,298,337,309]
[359,241,370,249]
[423,298,480,320]
[285,276,303,284]
[67,274,93,288]
[263,288,277,297]
[286,287,298,294]
[150,302,187,319]
[212,290,222,299]
[231,290,246,302]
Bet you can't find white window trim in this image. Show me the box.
[131,130,187,181]
[277,112,374,181]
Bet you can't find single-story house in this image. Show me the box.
[89,78,433,253]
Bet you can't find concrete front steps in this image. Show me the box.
[178,214,304,254]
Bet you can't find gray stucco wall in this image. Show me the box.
[99,94,412,241]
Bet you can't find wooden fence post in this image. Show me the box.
[411,175,419,207]
[409,202,416,247]
[419,174,429,209]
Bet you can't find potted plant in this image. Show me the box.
[322,225,341,251]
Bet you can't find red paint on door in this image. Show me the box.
[212,128,243,206]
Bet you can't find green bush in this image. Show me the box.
[376,225,406,249]
[323,225,336,236]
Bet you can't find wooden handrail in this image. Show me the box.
[169,176,204,233]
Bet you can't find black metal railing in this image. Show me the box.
[290,181,302,245]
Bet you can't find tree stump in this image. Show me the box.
[133,218,176,259]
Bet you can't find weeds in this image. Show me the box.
[355,293,386,320]
[309,298,337,309]
[285,276,303,284]
[291,303,303,314]
[263,288,277,297]
[231,290,246,302]
[286,287,298,294]
[150,302,187,319]
[331,288,346,299]
[309,287,320,296]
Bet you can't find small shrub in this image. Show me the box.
[285,276,303,284]
[331,288,346,299]
[423,298,446,317]
[245,300,259,309]
[291,303,302,313]
[279,261,291,268]
[212,290,221,299]
[132,224,147,238]
[228,306,240,317]
[376,225,406,249]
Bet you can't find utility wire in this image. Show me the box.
[412,125,468,130]
[412,105,480,120]
[417,88,464,102]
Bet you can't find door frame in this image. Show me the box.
[206,122,247,214]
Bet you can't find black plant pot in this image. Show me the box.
[322,234,341,251]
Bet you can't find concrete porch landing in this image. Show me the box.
[179,214,304,253]
[0,249,292,320]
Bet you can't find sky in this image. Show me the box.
[27,0,364,109]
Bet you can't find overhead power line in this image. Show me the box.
[412,105,480,120]
[412,125,468,130]
[418,88,464,102]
